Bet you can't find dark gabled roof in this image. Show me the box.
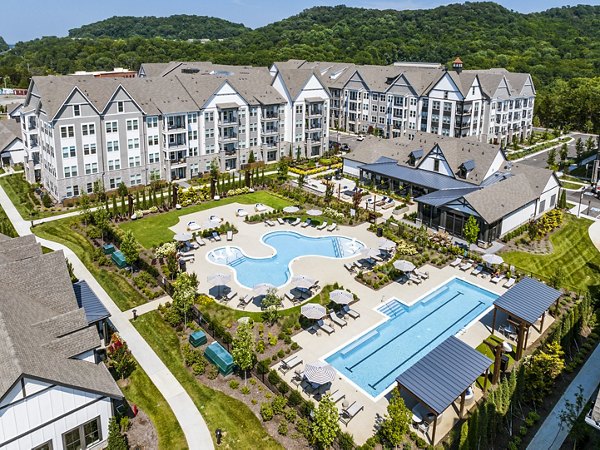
[410,148,424,159]
[396,336,492,415]
[462,160,475,172]
[416,187,481,207]
[73,280,110,325]
[493,277,561,325]
[358,161,473,191]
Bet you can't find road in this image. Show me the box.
[519,131,596,170]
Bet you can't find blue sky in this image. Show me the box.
[2,0,597,43]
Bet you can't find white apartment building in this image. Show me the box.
[21,62,330,201]
[271,58,535,145]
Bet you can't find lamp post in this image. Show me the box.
[215,428,223,445]
[577,188,584,218]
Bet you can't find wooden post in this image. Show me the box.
[492,344,502,385]
[515,321,526,360]
[483,368,489,392]
[524,326,530,350]
[492,307,497,336]
[539,311,546,334]
[459,391,466,418]
[431,415,438,445]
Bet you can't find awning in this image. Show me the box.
[216,102,240,109]
[305,97,324,103]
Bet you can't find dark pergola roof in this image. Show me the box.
[493,277,561,325]
[396,336,492,415]
[73,280,110,325]
[416,187,480,208]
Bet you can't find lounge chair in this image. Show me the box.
[179,254,195,262]
[330,390,345,404]
[327,223,337,231]
[279,355,303,373]
[450,257,462,267]
[471,265,483,276]
[503,277,516,288]
[317,221,328,230]
[284,292,296,302]
[316,319,335,335]
[255,203,268,212]
[237,294,252,308]
[491,274,506,284]
[236,208,248,217]
[187,221,201,232]
[330,311,347,327]
[290,218,301,226]
[342,305,360,319]
[291,371,305,387]
[301,219,311,228]
[277,217,285,225]
[459,261,473,271]
[195,236,206,246]
[354,260,364,269]
[344,262,355,272]
[414,269,429,279]
[265,219,276,227]
[339,401,364,425]
[212,231,221,241]
[226,230,233,241]
[225,291,237,301]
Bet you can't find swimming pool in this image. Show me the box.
[207,231,365,288]
[325,278,497,398]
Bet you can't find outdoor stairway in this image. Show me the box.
[332,237,342,258]
[379,299,407,318]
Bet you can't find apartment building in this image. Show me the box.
[21,62,329,201]
[271,58,535,145]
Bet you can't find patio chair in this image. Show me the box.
[471,265,483,276]
[327,223,337,231]
[290,218,301,226]
[279,355,302,373]
[195,236,206,246]
[459,261,473,271]
[265,220,276,227]
[342,304,360,319]
[344,262,355,272]
[503,277,516,288]
[330,311,347,327]
[226,230,233,241]
[291,371,305,387]
[450,257,462,267]
[409,273,422,285]
[301,219,311,228]
[277,217,285,225]
[317,221,328,230]
[236,208,248,217]
[255,203,268,212]
[339,401,364,425]
[237,294,252,309]
[316,319,335,335]
[491,274,506,284]
[354,260,364,269]
[284,292,295,302]
[415,269,429,279]
[418,421,430,435]
[179,254,195,263]
[330,390,346,404]
[225,291,237,301]
[212,231,221,241]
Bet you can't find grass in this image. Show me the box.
[560,174,586,183]
[120,191,292,249]
[33,217,147,310]
[0,173,58,219]
[120,362,187,450]
[560,181,585,190]
[0,203,18,237]
[133,311,283,450]
[502,215,600,293]
[475,334,515,387]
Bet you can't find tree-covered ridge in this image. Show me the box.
[68,15,250,40]
[0,36,8,52]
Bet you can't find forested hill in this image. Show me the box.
[68,15,249,40]
[0,36,8,52]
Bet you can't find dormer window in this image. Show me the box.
[409,148,423,167]
[459,160,475,179]
[73,105,80,117]
[117,101,124,113]
[433,159,440,172]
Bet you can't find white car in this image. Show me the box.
[357,135,365,141]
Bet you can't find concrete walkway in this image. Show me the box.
[0,184,214,450]
[588,219,600,252]
[527,343,600,450]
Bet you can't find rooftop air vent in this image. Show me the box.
[181,68,200,74]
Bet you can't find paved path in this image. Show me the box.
[0,184,214,450]
[588,220,600,252]
[124,296,169,317]
[527,343,600,450]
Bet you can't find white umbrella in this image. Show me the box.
[304,361,336,385]
[252,283,275,298]
[360,247,381,259]
[207,272,231,286]
[283,206,300,213]
[393,260,416,272]
[204,219,221,229]
[329,289,353,305]
[482,254,504,265]
[292,275,317,290]
[306,209,323,216]
[174,232,192,242]
[300,303,326,320]
[378,238,396,252]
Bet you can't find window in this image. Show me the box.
[205,111,214,122]
[129,155,141,167]
[148,135,159,146]
[126,119,138,131]
[205,128,214,139]
[372,93,378,101]
[444,91,448,100]
[86,182,93,193]
[65,185,79,198]
[107,141,119,152]
[109,177,122,189]
[188,113,197,123]
[127,138,140,150]
[60,126,74,139]
[146,116,158,128]
[73,105,81,116]
[130,173,142,185]
[410,97,417,106]
[105,121,118,133]
[85,162,98,174]
[472,86,476,95]
[64,165,78,178]
[539,199,546,213]
[433,159,440,172]
[295,105,303,114]
[550,194,557,208]
[148,152,160,163]
[188,130,198,141]
[33,441,53,450]
[62,146,76,159]
[379,106,385,113]
[117,101,124,113]
[108,159,121,171]
[82,124,95,136]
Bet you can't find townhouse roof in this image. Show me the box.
[0,119,22,152]
[276,67,329,100]
[494,277,561,325]
[73,280,111,325]
[0,237,122,400]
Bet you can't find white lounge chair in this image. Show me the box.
[317,221,328,230]
[409,274,422,285]
[277,217,285,225]
[265,220,276,227]
[255,203,268,212]
[236,208,248,217]
[327,223,337,231]
[491,274,506,284]
[195,236,206,246]
[340,401,364,425]
[284,292,296,302]
[290,218,301,226]
[471,265,483,276]
[354,260,364,269]
[179,254,195,262]
[330,312,347,327]
[279,355,303,373]
[415,269,429,279]
[237,294,252,309]
[301,219,311,228]
[226,230,233,241]
[503,277,516,288]
[459,261,473,271]
[344,263,355,272]
[342,305,360,319]
[187,221,201,232]
[330,390,345,404]
[316,319,335,335]
[226,291,237,301]
[450,257,462,267]
[212,231,221,241]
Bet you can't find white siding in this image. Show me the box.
[343,158,363,177]
[536,176,560,216]
[501,201,537,235]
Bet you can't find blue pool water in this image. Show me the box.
[207,231,364,288]
[325,278,497,398]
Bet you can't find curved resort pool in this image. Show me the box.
[207,231,365,288]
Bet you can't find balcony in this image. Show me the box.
[262,110,279,120]
[262,128,278,135]
[166,115,186,131]
[168,140,187,149]
[220,133,238,141]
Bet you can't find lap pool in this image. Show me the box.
[207,231,364,288]
[325,278,497,398]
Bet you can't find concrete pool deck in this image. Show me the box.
[168,201,555,445]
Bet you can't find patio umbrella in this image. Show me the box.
[173,232,192,242]
[482,254,504,265]
[207,272,231,297]
[283,206,300,213]
[300,304,326,320]
[304,361,336,386]
[393,260,416,273]
[306,209,323,216]
[292,275,317,290]
[329,289,353,305]
[378,238,396,252]
[252,283,275,298]
[204,218,221,229]
[360,247,381,260]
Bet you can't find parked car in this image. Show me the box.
[357,135,365,141]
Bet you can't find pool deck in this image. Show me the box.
[169,201,555,445]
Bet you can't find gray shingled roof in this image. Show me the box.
[0,237,121,400]
[73,280,111,325]
[493,277,561,325]
[0,119,22,152]
[396,336,492,415]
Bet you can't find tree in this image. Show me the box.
[379,388,411,447]
[261,288,283,324]
[111,195,118,217]
[93,180,106,203]
[248,150,256,164]
[65,258,78,283]
[120,230,139,267]
[94,206,110,243]
[277,159,288,181]
[559,189,567,209]
[311,394,340,449]
[117,181,128,199]
[559,385,587,449]
[586,136,595,153]
[352,190,363,212]
[324,180,334,204]
[231,323,255,384]
[297,172,306,189]
[546,148,557,168]
[575,138,584,160]
[80,192,92,225]
[462,215,480,245]
[172,272,198,326]
[525,340,565,406]
[560,143,568,162]
[107,417,128,450]
[107,334,136,379]
[550,266,565,289]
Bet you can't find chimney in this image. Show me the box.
[453,57,463,74]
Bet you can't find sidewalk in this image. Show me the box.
[527,343,600,450]
[0,184,214,450]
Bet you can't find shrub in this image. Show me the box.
[271,395,288,415]
[277,349,285,358]
[519,425,528,436]
[277,420,288,436]
[206,364,219,380]
[260,403,274,421]
[240,386,250,395]
[256,340,265,353]
[229,380,240,390]
[192,360,206,376]
[337,431,356,450]
[295,417,311,440]
[288,390,303,407]
[284,407,297,423]
[268,369,281,386]
[290,342,299,350]
[257,358,271,375]
[278,381,290,395]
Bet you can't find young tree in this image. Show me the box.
[65,258,78,283]
[352,190,363,212]
[261,288,283,324]
[107,417,128,450]
[111,195,118,217]
[546,148,557,168]
[379,388,411,447]
[277,159,288,181]
[94,206,110,243]
[559,189,567,209]
[525,340,565,406]
[231,323,255,384]
[142,189,147,209]
[248,150,256,164]
[585,136,595,153]
[80,192,92,225]
[575,138,584,160]
[172,272,198,326]
[117,181,128,200]
[559,143,568,162]
[120,230,140,268]
[324,180,334,204]
[107,334,136,380]
[93,180,106,204]
[462,215,480,245]
[311,394,340,449]
[297,173,306,189]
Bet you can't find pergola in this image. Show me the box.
[396,336,493,444]
[492,277,561,360]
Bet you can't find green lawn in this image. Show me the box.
[560,181,585,190]
[120,363,187,450]
[120,191,292,249]
[0,203,18,237]
[33,218,147,310]
[0,173,68,219]
[502,216,600,293]
[133,311,283,450]
[475,334,515,387]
